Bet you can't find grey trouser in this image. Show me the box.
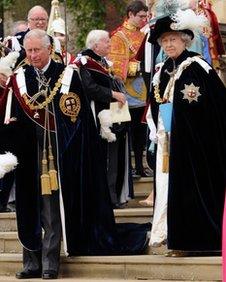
[22,190,62,273]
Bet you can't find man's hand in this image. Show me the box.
[112,91,126,108]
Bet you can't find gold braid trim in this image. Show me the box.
[154,84,164,103]
[22,70,65,110]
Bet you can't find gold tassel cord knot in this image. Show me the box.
[41,150,51,195]
[38,72,59,195]
[48,145,59,191]
[162,133,169,173]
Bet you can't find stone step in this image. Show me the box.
[0,278,201,282]
[0,253,221,281]
[131,177,153,208]
[114,207,152,223]
[0,208,153,232]
[133,177,153,195]
[126,198,149,208]
[0,213,16,232]
[0,232,21,254]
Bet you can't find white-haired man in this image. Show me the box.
[0,29,81,279]
[4,5,62,67]
[76,29,134,209]
[0,6,63,214]
[5,6,48,52]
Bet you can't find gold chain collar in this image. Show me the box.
[22,70,65,110]
[153,57,199,104]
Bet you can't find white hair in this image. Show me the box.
[24,29,50,48]
[85,30,109,50]
[158,31,193,48]
[27,5,48,20]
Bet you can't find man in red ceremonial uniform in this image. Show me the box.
[108,0,151,178]
[199,0,225,68]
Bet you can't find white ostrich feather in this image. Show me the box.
[171,9,209,33]
[98,110,116,142]
[0,51,20,77]
[154,0,191,16]
[0,152,18,179]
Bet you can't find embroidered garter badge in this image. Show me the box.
[181,83,201,103]
[59,92,81,122]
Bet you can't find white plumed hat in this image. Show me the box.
[171,9,209,33]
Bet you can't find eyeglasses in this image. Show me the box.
[29,18,47,23]
[136,14,147,19]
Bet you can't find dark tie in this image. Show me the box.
[36,69,48,91]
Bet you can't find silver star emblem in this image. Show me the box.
[181,83,201,103]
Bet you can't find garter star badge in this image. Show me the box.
[59,92,81,122]
[181,83,201,103]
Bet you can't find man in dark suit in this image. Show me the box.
[76,30,134,209]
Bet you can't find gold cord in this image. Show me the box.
[22,71,64,110]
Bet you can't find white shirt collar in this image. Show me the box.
[36,59,51,73]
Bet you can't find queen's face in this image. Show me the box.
[160,32,186,59]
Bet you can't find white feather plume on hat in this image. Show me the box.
[0,51,20,77]
[171,9,209,34]
[154,0,191,17]
[0,152,18,179]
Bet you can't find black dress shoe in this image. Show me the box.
[132,169,141,179]
[112,202,127,209]
[15,269,42,279]
[42,270,58,279]
[0,206,12,213]
[139,168,154,177]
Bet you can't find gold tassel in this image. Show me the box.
[48,145,59,191]
[162,133,169,173]
[41,150,51,195]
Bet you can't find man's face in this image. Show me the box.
[24,37,51,69]
[128,10,147,28]
[28,9,48,31]
[94,36,111,57]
